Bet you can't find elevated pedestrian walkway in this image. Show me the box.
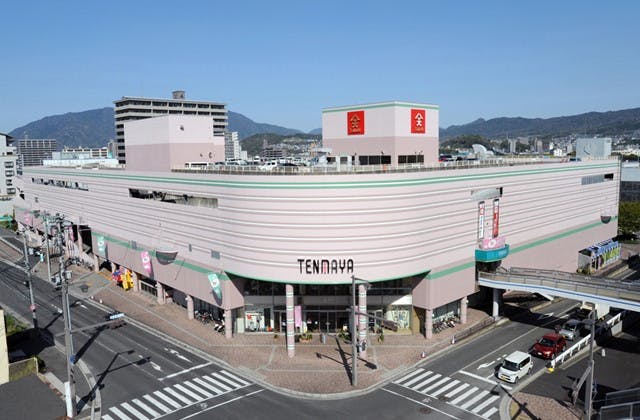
[479,267,640,312]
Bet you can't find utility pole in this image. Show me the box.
[351,275,357,387]
[43,213,52,282]
[20,225,38,334]
[585,308,596,420]
[54,215,76,418]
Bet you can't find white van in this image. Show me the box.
[259,161,278,171]
[497,351,533,383]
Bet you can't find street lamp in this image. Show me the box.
[584,309,597,420]
[350,275,370,387]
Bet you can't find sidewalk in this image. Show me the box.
[70,270,492,396]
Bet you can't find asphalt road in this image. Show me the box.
[6,227,633,420]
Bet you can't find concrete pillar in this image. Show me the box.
[460,296,468,324]
[93,254,99,273]
[358,284,368,358]
[131,271,140,293]
[156,282,166,305]
[224,309,232,339]
[186,295,194,320]
[76,227,83,260]
[286,284,295,358]
[426,308,433,339]
[492,288,501,319]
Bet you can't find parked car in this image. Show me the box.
[558,319,583,341]
[533,333,566,359]
[259,161,278,171]
[497,351,533,383]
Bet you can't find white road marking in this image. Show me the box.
[422,376,450,394]
[158,362,212,381]
[142,394,171,413]
[482,407,498,418]
[220,370,251,386]
[477,361,495,369]
[193,377,222,394]
[472,395,500,414]
[108,407,132,420]
[459,389,489,410]
[80,304,88,309]
[102,415,114,420]
[450,386,478,405]
[394,368,425,383]
[120,402,149,420]
[445,383,469,398]
[430,379,460,397]
[174,383,203,401]
[149,361,162,371]
[132,398,161,418]
[179,389,265,420]
[182,380,213,398]
[381,388,460,419]
[164,347,192,363]
[163,386,192,405]
[459,370,499,385]
[402,370,433,387]
[209,373,236,391]
[538,312,554,320]
[153,390,182,409]
[411,373,441,391]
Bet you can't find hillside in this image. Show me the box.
[440,107,640,139]
[240,133,322,157]
[227,111,302,139]
[10,107,115,149]
[9,108,307,148]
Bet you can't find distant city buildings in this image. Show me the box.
[0,133,18,216]
[16,138,57,170]
[224,131,241,161]
[576,137,612,159]
[114,91,228,165]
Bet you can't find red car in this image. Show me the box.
[533,333,566,359]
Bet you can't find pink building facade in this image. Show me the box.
[14,101,620,349]
[18,158,619,341]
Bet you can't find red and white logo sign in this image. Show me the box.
[140,251,153,276]
[347,110,365,135]
[411,109,426,133]
[492,199,500,238]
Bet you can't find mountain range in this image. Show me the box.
[7,106,640,149]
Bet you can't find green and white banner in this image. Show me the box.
[208,273,223,301]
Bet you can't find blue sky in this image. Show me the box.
[1,1,638,133]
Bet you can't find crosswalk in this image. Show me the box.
[393,368,501,419]
[103,370,252,420]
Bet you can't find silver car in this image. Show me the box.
[559,319,582,341]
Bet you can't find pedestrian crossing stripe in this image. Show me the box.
[104,370,252,420]
[393,369,502,419]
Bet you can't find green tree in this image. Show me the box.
[617,202,640,236]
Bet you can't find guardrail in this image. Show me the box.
[549,311,625,369]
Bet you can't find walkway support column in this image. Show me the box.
[286,284,295,358]
[492,288,501,319]
[131,271,140,293]
[157,282,166,305]
[93,254,99,273]
[224,309,232,339]
[358,284,367,358]
[186,295,194,320]
[460,297,468,324]
[76,226,83,260]
[425,308,433,339]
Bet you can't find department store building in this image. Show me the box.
[16,101,619,354]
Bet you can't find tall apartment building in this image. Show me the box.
[0,133,18,216]
[114,91,228,164]
[16,138,57,170]
[224,131,241,160]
